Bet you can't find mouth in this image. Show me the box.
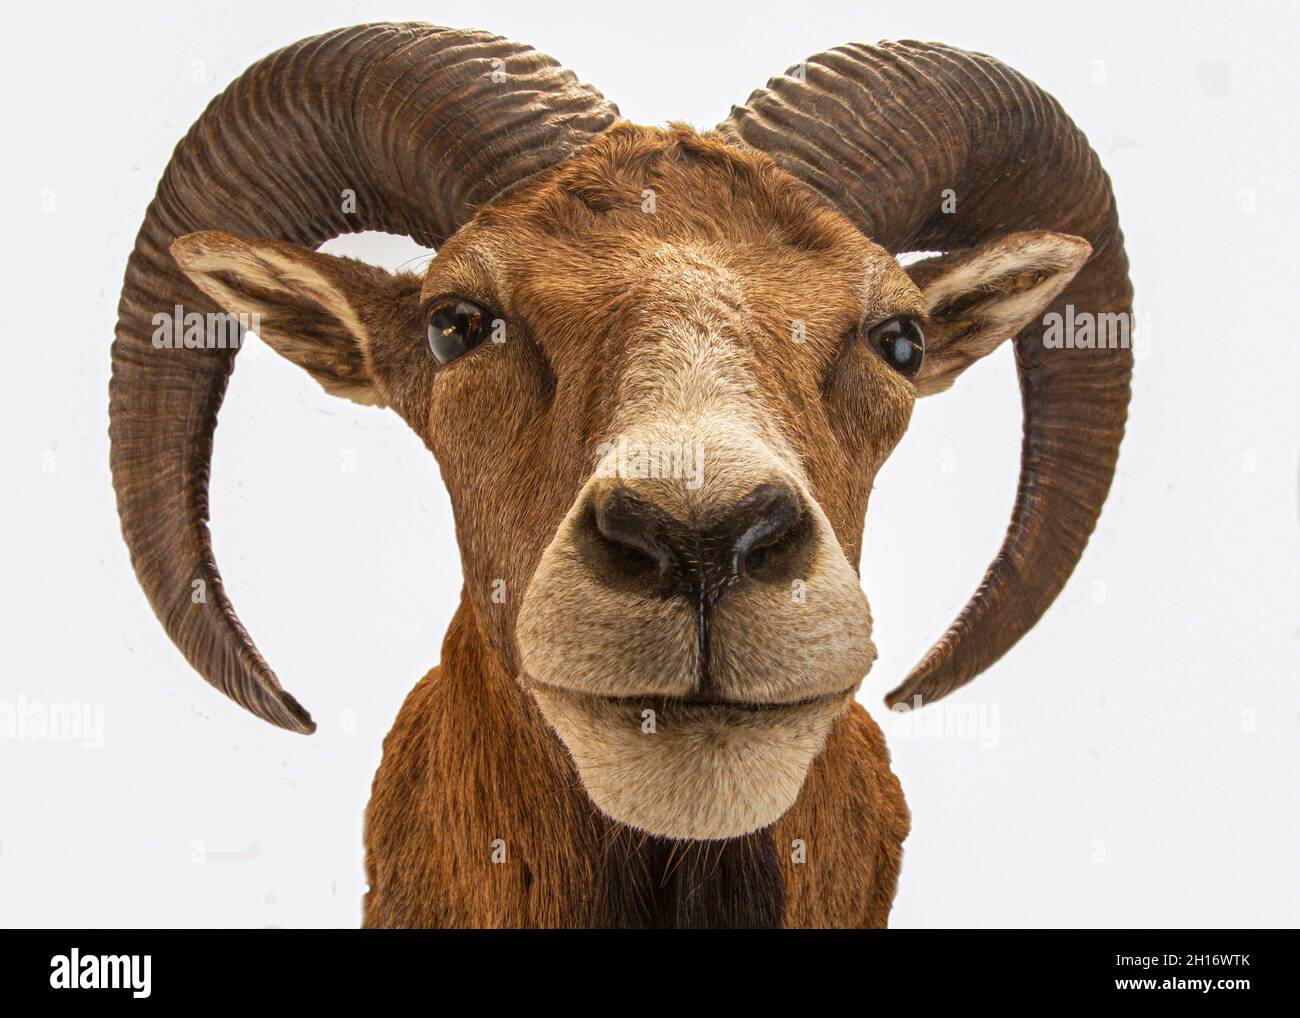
[527,680,857,715]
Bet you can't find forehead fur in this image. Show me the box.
[477,121,866,253]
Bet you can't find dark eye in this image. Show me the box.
[866,316,925,377]
[426,298,492,365]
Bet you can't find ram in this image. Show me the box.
[110,23,1132,928]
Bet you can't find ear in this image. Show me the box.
[170,231,423,407]
[905,230,1092,397]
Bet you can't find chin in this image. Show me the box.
[527,682,858,840]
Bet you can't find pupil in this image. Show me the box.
[892,336,912,364]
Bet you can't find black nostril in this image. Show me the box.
[581,482,809,604]
[591,486,682,582]
[727,482,804,581]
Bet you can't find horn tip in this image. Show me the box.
[884,657,957,710]
[883,682,920,710]
[273,690,316,735]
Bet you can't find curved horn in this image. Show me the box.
[718,42,1133,706]
[110,23,617,732]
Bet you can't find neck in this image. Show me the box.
[592,827,784,928]
[364,596,786,928]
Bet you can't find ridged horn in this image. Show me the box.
[718,42,1133,706]
[110,23,617,732]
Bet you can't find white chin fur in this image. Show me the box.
[529,684,854,840]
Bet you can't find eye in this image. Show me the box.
[865,316,925,377]
[426,298,493,365]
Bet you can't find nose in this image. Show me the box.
[586,482,810,607]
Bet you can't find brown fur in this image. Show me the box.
[175,123,1087,927]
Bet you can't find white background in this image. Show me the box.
[2,0,1297,928]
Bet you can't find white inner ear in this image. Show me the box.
[922,234,1091,317]
[965,272,1075,347]
[178,240,370,350]
[176,237,383,407]
[252,248,372,349]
